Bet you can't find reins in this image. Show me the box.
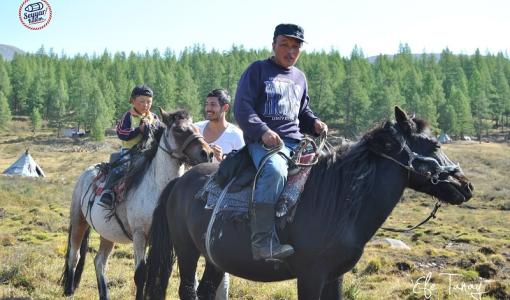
[158,131,204,163]
[249,132,327,212]
[289,131,328,167]
[381,199,442,232]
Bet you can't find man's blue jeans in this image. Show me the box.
[248,138,299,205]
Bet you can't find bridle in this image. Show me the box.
[372,126,464,232]
[374,128,462,186]
[157,125,206,164]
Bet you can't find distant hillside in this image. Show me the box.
[367,53,441,63]
[0,44,25,61]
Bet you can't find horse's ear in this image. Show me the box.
[394,106,414,134]
[394,106,409,123]
[159,107,172,126]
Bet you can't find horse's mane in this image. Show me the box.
[122,109,192,193]
[122,126,165,192]
[302,120,402,240]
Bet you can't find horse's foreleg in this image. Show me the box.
[94,237,114,300]
[133,230,147,300]
[297,268,328,300]
[320,276,342,300]
[196,261,226,300]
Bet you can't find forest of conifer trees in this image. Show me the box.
[0,44,509,141]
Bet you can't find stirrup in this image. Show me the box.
[267,238,294,261]
[98,190,115,208]
[264,257,284,263]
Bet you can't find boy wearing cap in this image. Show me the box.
[234,24,328,260]
[99,84,161,208]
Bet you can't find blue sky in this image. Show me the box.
[1,0,509,57]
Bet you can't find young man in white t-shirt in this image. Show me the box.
[194,89,244,300]
[195,89,244,162]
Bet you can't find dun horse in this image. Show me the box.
[144,107,473,299]
[61,109,213,300]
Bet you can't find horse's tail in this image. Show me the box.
[144,178,178,299]
[60,225,91,296]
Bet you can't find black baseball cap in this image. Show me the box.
[274,23,306,43]
[131,84,153,98]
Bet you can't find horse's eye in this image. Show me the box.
[173,126,185,134]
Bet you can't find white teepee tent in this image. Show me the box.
[3,149,45,177]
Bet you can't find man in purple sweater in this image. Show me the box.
[234,23,328,261]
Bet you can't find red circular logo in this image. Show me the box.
[19,0,53,30]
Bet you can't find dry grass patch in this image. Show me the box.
[0,125,508,299]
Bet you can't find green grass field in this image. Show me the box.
[0,123,509,299]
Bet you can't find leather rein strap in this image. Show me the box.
[158,131,204,162]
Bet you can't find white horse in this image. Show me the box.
[61,109,213,300]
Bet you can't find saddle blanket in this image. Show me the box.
[93,167,126,203]
[200,156,313,221]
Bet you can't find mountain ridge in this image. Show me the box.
[0,44,25,61]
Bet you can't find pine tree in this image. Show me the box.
[28,70,47,115]
[175,65,200,118]
[417,95,438,129]
[303,54,336,124]
[422,69,446,109]
[339,58,370,137]
[69,68,94,131]
[468,70,489,141]
[401,68,422,113]
[369,55,403,123]
[439,49,468,99]
[49,79,69,135]
[89,86,111,141]
[0,59,12,100]
[439,104,458,135]
[155,70,177,112]
[490,64,510,129]
[450,86,474,137]
[30,108,42,134]
[43,64,57,120]
[0,92,12,130]
[9,55,32,114]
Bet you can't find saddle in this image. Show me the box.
[200,145,316,227]
[93,151,136,204]
[214,146,257,192]
[93,160,127,203]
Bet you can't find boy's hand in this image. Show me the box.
[139,119,149,133]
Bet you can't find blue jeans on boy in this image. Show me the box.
[99,147,131,207]
[113,147,131,175]
[248,138,299,204]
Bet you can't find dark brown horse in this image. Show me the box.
[143,107,473,299]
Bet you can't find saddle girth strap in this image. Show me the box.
[205,177,236,268]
